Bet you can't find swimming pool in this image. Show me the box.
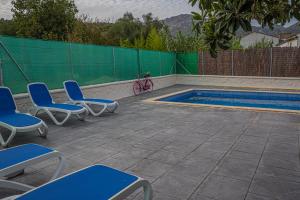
[149,89,300,113]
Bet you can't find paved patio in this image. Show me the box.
[1,85,300,200]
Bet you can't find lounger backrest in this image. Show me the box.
[0,87,16,115]
[64,80,84,101]
[28,83,53,106]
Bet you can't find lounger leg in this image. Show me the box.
[37,121,48,138]
[50,155,66,180]
[142,180,153,200]
[0,128,16,148]
[45,110,71,126]
[106,102,119,113]
[76,109,88,121]
[85,103,107,117]
[0,179,34,192]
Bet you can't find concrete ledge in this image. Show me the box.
[176,75,300,91]
[15,75,176,112]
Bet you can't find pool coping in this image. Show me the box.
[143,88,300,115]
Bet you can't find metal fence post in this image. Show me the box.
[231,50,234,76]
[112,47,116,80]
[0,58,3,86]
[137,49,141,78]
[159,51,162,76]
[269,47,272,77]
[202,50,205,75]
[68,43,74,79]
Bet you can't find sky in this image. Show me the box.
[0,0,197,21]
[0,0,298,26]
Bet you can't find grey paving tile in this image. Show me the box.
[97,153,142,170]
[191,174,251,200]
[127,159,172,182]
[264,141,299,154]
[147,149,187,165]
[227,150,261,164]
[260,151,300,171]
[233,141,265,155]
[249,175,300,199]
[188,148,226,161]
[163,140,200,154]
[256,165,300,183]
[178,156,219,175]
[213,157,257,181]
[197,141,233,153]
[152,169,201,200]
[238,135,268,145]
[245,193,273,200]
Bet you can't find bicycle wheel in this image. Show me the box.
[145,79,154,92]
[133,81,142,96]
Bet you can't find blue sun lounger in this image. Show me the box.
[27,83,88,126]
[64,80,119,116]
[0,144,65,192]
[6,165,153,200]
[0,87,48,147]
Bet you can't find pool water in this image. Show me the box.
[158,90,300,111]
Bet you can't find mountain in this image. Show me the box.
[163,14,193,36]
[163,14,300,37]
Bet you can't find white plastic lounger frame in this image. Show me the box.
[64,80,119,117]
[27,83,88,126]
[4,165,152,200]
[0,119,48,148]
[0,146,65,192]
[0,87,48,148]
[110,177,153,200]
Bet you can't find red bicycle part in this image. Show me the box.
[133,81,142,96]
[144,79,154,92]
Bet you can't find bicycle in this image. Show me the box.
[133,73,154,96]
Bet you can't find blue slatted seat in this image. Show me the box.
[0,144,53,170]
[0,87,48,147]
[27,83,87,125]
[0,144,65,192]
[16,165,152,200]
[64,80,119,116]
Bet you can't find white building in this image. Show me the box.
[278,34,300,47]
[240,32,279,48]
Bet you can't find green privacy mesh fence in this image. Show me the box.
[0,35,176,94]
[176,52,199,75]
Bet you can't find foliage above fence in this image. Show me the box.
[0,35,176,94]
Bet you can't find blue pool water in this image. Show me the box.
[158,90,300,111]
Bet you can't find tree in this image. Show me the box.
[145,27,165,50]
[107,12,142,44]
[0,19,17,36]
[189,0,300,57]
[69,15,113,45]
[164,31,208,52]
[12,0,78,40]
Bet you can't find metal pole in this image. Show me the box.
[68,43,74,79]
[159,51,162,76]
[231,50,234,76]
[176,59,192,74]
[270,47,272,77]
[0,41,30,83]
[137,49,141,78]
[0,59,3,86]
[112,47,116,80]
[202,50,205,75]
